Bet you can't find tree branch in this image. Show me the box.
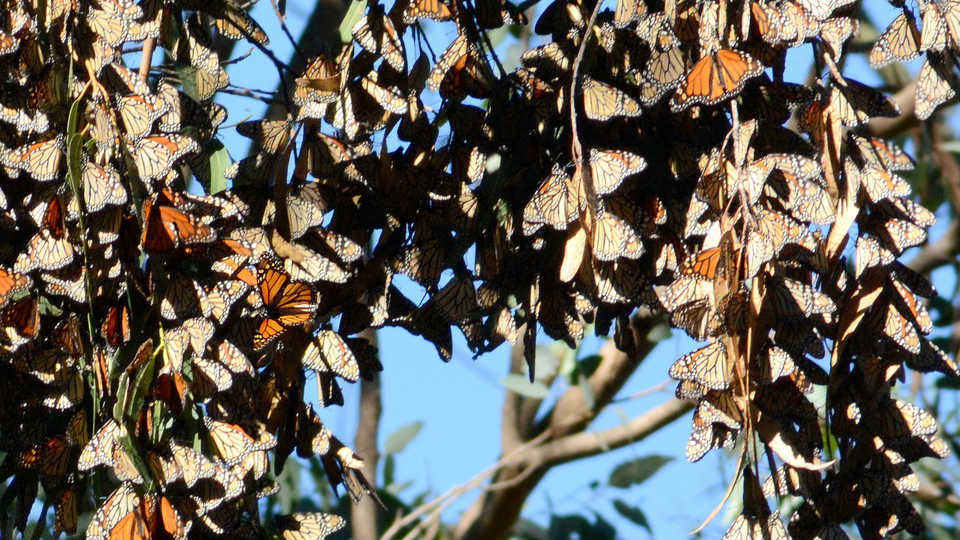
[907,219,960,275]
[351,329,382,540]
[513,399,693,468]
[454,311,671,540]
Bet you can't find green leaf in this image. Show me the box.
[383,453,395,485]
[578,354,602,377]
[339,0,366,44]
[645,323,672,343]
[612,499,651,534]
[384,420,424,454]
[608,455,673,488]
[175,65,201,102]
[204,139,231,194]
[502,374,550,399]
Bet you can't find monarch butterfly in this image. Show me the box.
[85,484,140,540]
[681,247,724,280]
[294,55,343,106]
[858,165,911,203]
[908,339,958,376]
[889,277,933,334]
[589,211,643,261]
[0,267,30,309]
[520,42,572,73]
[277,512,346,540]
[920,0,960,51]
[855,235,895,277]
[236,119,293,154]
[746,208,813,277]
[428,35,489,99]
[522,165,583,235]
[686,402,737,462]
[849,134,915,171]
[881,302,922,354]
[670,340,729,389]
[418,274,479,324]
[129,134,198,181]
[15,197,74,273]
[2,136,63,181]
[879,217,927,252]
[352,9,405,72]
[589,149,646,195]
[78,419,125,471]
[671,49,764,111]
[204,279,247,324]
[830,78,900,127]
[170,443,216,488]
[724,514,790,540]
[639,47,685,105]
[81,162,128,212]
[915,54,956,120]
[302,330,360,382]
[582,76,642,120]
[796,0,855,20]
[755,345,797,383]
[214,4,269,45]
[54,487,79,535]
[820,16,859,60]
[614,0,646,27]
[358,73,408,115]
[117,93,169,141]
[317,229,365,263]
[672,298,721,340]
[193,355,234,394]
[869,11,922,68]
[141,190,216,253]
[284,244,351,284]
[254,258,315,348]
[403,0,455,23]
[770,278,836,317]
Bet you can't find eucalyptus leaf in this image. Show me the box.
[612,499,651,533]
[384,420,424,454]
[502,374,549,399]
[339,0,366,44]
[608,455,673,488]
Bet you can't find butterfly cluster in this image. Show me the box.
[0,0,955,536]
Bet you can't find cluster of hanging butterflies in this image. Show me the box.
[0,0,381,537]
[0,0,956,535]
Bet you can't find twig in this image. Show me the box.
[569,0,605,212]
[610,380,672,403]
[269,0,307,62]
[379,431,549,540]
[139,37,156,83]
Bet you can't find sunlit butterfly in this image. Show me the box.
[254,257,315,348]
[582,76,642,120]
[214,4,269,45]
[141,190,216,253]
[589,148,646,195]
[830,78,900,127]
[15,196,74,273]
[277,512,345,540]
[869,10,922,68]
[669,339,729,390]
[403,0,455,23]
[0,267,30,309]
[303,329,361,382]
[2,136,63,181]
[129,134,198,181]
[117,93,169,140]
[522,164,584,234]
[352,8,405,72]
[638,47,685,105]
[671,49,764,111]
[589,210,644,261]
[236,119,293,154]
[82,162,128,212]
[915,54,956,120]
[920,0,960,52]
[796,0,856,20]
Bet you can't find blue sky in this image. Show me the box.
[202,0,945,537]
